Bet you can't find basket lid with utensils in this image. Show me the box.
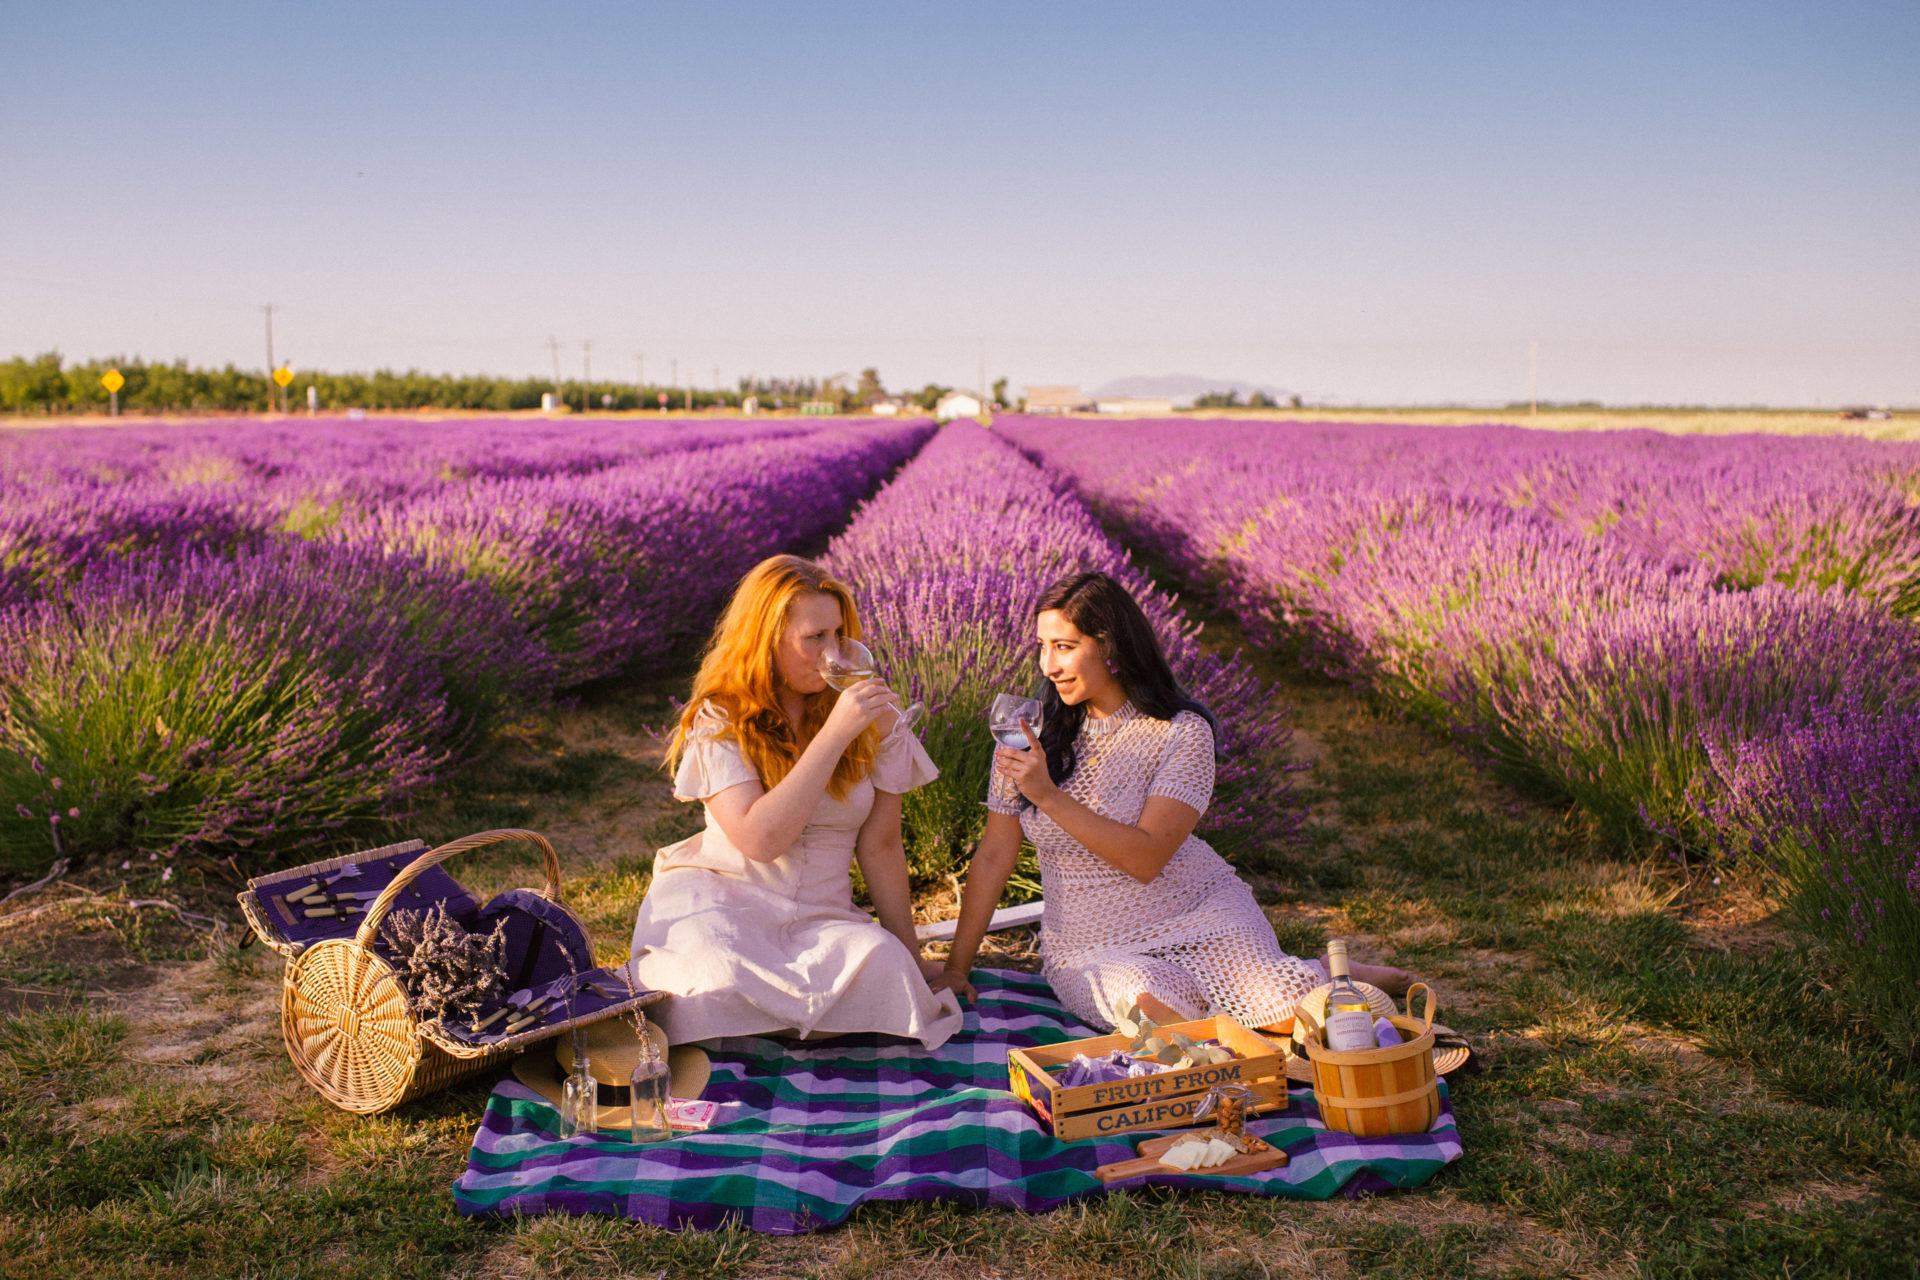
[239,837,483,959]
[245,828,667,1114]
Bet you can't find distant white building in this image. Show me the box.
[934,391,984,421]
[869,398,903,417]
[1025,385,1090,415]
[1094,396,1176,416]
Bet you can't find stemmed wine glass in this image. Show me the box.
[988,692,1044,749]
[821,637,924,730]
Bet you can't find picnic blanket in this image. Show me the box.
[453,967,1461,1233]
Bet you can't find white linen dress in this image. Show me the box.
[629,701,963,1050]
[987,701,1326,1031]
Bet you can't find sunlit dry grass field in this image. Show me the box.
[1184,406,1917,441]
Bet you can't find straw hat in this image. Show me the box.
[1275,981,1470,1080]
[511,1016,711,1130]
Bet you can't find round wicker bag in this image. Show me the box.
[1294,982,1442,1138]
[280,828,578,1114]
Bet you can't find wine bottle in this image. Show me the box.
[1323,940,1378,1051]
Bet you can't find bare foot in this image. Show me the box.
[1351,960,1414,996]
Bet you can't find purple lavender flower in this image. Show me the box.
[826,423,1302,870]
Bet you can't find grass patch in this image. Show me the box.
[0,1004,127,1107]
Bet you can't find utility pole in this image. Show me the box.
[582,340,593,414]
[547,336,562,400]
[262,303,276,415]
[1527,339,1539,415]
[635,353,644,395]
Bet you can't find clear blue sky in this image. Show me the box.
[4,2,1916,405]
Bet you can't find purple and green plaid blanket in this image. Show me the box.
[453,968,1462,1234]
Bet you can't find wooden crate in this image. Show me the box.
[1008,1014,1286,1142]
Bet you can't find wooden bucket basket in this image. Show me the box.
[1295,982,1441,1137]
[247,829,660,1115]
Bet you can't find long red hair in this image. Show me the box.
[665,554,878,799]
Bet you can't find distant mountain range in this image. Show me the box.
[1085,374,1296,405]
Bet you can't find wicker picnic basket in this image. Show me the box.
[238,828,663,1115]
[1294,983,1441,1137]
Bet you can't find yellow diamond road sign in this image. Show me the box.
[272,366,295,388]
[100,369,125,394]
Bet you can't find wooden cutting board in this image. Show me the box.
[1094,1130,1290,1183]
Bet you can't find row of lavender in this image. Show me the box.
[0,418,934,873]
[0,416,822,612]
[824,423,1301,885]
[0,415,822,491]
[1000,415,1920,1053]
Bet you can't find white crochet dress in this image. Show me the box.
[987,702,1325,1031]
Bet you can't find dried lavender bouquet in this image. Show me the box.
[378,903,510,1027]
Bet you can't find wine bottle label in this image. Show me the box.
[1324,1009,1377,1051]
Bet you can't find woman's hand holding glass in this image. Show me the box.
[821,675,899,743]
[993,715,1057,805]
[822,637,923,736]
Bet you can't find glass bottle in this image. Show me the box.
[1323,939,1379,1052]
[626,1010,673,1144]
[558,1031,596,1139]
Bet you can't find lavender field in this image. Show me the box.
[5,412,1915,1051]
[1000,415,1920,1055]
[0,416,932,872]
[3,412,1919,1276]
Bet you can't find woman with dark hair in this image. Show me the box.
[939,570,1409,1031]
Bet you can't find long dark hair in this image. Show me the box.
[1030,571,1220,795]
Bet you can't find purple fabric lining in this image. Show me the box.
[258,850,482,949]
[474,888,594,990]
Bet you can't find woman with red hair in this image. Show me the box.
[627,554,962,1049]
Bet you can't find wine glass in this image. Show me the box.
[822,636,924,729]
[988,692,1043,749]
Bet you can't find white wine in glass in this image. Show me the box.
[988,692,1044,749]
[822,637,878,691]
[822,637,924,728]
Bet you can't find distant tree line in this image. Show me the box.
[0,353,1008,417]
[1190,388,1301,409]
[0,352,746,415]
